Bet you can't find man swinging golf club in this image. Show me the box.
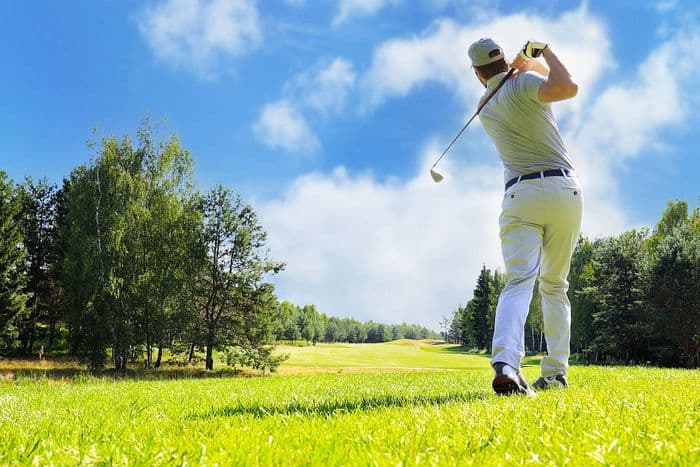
[467,38,583,396]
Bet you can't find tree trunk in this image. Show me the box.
[27,323,36,355]
[188,342,195,362]
[69,326,81,356]
[122,350,129,370]
[113,343,120,370]
[145,344,152,369]
[155,343,163,369]
[205,339,214,370]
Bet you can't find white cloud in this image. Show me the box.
[333,0,400,27]
[138,0,262,77]
[252,100,320,154]
[291,58,357,115]
[254,58,356,153]
[261,147,504,328]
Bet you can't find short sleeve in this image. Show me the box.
[516,71,546,102]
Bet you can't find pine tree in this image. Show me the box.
[470,265,492,350]
[0,171,27,349]
[196,185,285,370]
[645,204,700,367]
[16,177,59,354]
[588,230,650,363]
[488,269,504,348]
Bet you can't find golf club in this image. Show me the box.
[430,67,516,183]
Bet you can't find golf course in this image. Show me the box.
[1,340,698,465]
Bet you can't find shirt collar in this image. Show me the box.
[486,71,509,91]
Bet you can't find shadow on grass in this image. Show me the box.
[196,390,490,420]
[439,346,489,355]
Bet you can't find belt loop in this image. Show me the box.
[517,175,522,184]
[561,168,567,177]
[540,171,544,180]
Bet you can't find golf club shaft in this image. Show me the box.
[431,67,516,170]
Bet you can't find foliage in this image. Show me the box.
[224,345,289,373]
[273,300,440,345]
[60,124,200,370]
[449,266,499,350]
[645,214,700,367]
[16,177,61,354]
[568,237,596,355]
[194,185,284,370]
[469,265,492,350]
[586,230,650,363]
[0,171,27,348]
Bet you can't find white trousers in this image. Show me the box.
[491,174,583,377]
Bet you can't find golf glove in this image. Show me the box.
[519,40,548,60]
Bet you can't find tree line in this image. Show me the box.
[273,301,439,344]
[0,123,437,371]
[443,200,700,368]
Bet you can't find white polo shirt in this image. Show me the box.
[478,71,575,183]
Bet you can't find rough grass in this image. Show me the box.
[1,343,699,465]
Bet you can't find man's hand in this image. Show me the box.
[510,51,549,77]
[519,40,548,60]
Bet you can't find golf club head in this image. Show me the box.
[430,168,444,183]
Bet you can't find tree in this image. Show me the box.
[458,302,473,347]
[645,209,700,367]
[60,125,200,370]
[447,307,463,344]
[470,266,493,350]
[299,305,323,345]
[195,185,284,370]
[439,315,451,342]
[324,317,341,343]
[647,200,689,252]
[16,177,59,354]
[587,230,650,363]
[0,171,27,349]
[568,237,596,356]
[488,269,505,348]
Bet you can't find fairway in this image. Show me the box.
[1,343,699,465]
[276,340,495,373]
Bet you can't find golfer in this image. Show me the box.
[468,38,583,395]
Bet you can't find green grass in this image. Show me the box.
[276,340,495,372]
[1,342,699,465]
[276,340,542,374]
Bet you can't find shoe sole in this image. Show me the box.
[492,374,536,397]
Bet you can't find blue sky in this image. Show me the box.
[2,0,699,327]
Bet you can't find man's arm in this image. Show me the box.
[537,46,578,102]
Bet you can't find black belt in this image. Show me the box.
[505,168,573,191]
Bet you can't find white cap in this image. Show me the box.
[468,37,505,67]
